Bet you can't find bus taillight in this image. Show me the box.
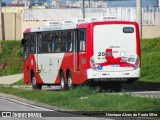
[134,56,140,70]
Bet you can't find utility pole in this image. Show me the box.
[82,0,85,19]
[136,0,142,38]
[0,0,2,41]
[89,0,91,8]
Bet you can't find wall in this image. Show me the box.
[2,13,22,40]
[142,26,160,39]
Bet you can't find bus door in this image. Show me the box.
[37,32,58,84]
[22,34,30,83]
[36,33,41,72]
[74,29,86,71]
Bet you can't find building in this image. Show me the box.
[12,0,28,4]
[11,0,47,6]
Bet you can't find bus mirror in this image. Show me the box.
[21,39,25,47]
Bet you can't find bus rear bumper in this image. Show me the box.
[87,68,140,81]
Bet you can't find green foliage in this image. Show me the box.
[0,40,23,76]
[11,79,24,86]
[140,38,160,82]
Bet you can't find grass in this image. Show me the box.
[140,38,160,81]
[0,40,23,77]
[0,86,159,111]
[11,79,25,86]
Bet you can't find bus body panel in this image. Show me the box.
[23,54,44,84]
[35,53,64,84]
[94,24,136,71]
[87,22,140,81]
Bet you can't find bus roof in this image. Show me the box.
[24,21,138,33]
[24,23,77,33]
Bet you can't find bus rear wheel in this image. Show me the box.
[67,72,73,89]
[31,73,42,90]
[60,72,67,91]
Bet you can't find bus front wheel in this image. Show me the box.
[31,73,42,90]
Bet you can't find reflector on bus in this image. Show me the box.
[87,17,100,22]
[100,16,117,21]
[62,20,74,25]
[46,21,62,26]
[75,19,86,24]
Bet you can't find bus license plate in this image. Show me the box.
[111,64,119,67]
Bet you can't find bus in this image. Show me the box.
[22,20,140,91]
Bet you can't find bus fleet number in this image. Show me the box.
[98,52,105,56]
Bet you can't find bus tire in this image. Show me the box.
[60,72,67,91]
[31,73,42,90]
[67,72,73,89]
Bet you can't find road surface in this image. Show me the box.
[0,97,108,120]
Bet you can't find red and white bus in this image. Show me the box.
[22,20,140,91]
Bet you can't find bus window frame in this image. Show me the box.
[77,28,86,52]
[37,32,43,54]
[30,33,36,54]
[37,30,74,54]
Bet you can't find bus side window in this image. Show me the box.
[78,29,86,52]
[48,33,53,53]
[66,31,73,52]
[30,34,36,53]
[55,32,61,52]
[37,34,42,53]
[51,32,56,52]
[42,33,49,53]
[60,32,66,52]
[54,32,58,52]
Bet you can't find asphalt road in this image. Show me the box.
[0,97,108,120]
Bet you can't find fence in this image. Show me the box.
[23,7,160,25]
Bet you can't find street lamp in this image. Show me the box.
[82,0,85,19]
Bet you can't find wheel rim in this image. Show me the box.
[32,76,36,86]
[67,73,72,88]
[60,73,65,90]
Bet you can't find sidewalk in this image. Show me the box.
[0,73,23,85]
